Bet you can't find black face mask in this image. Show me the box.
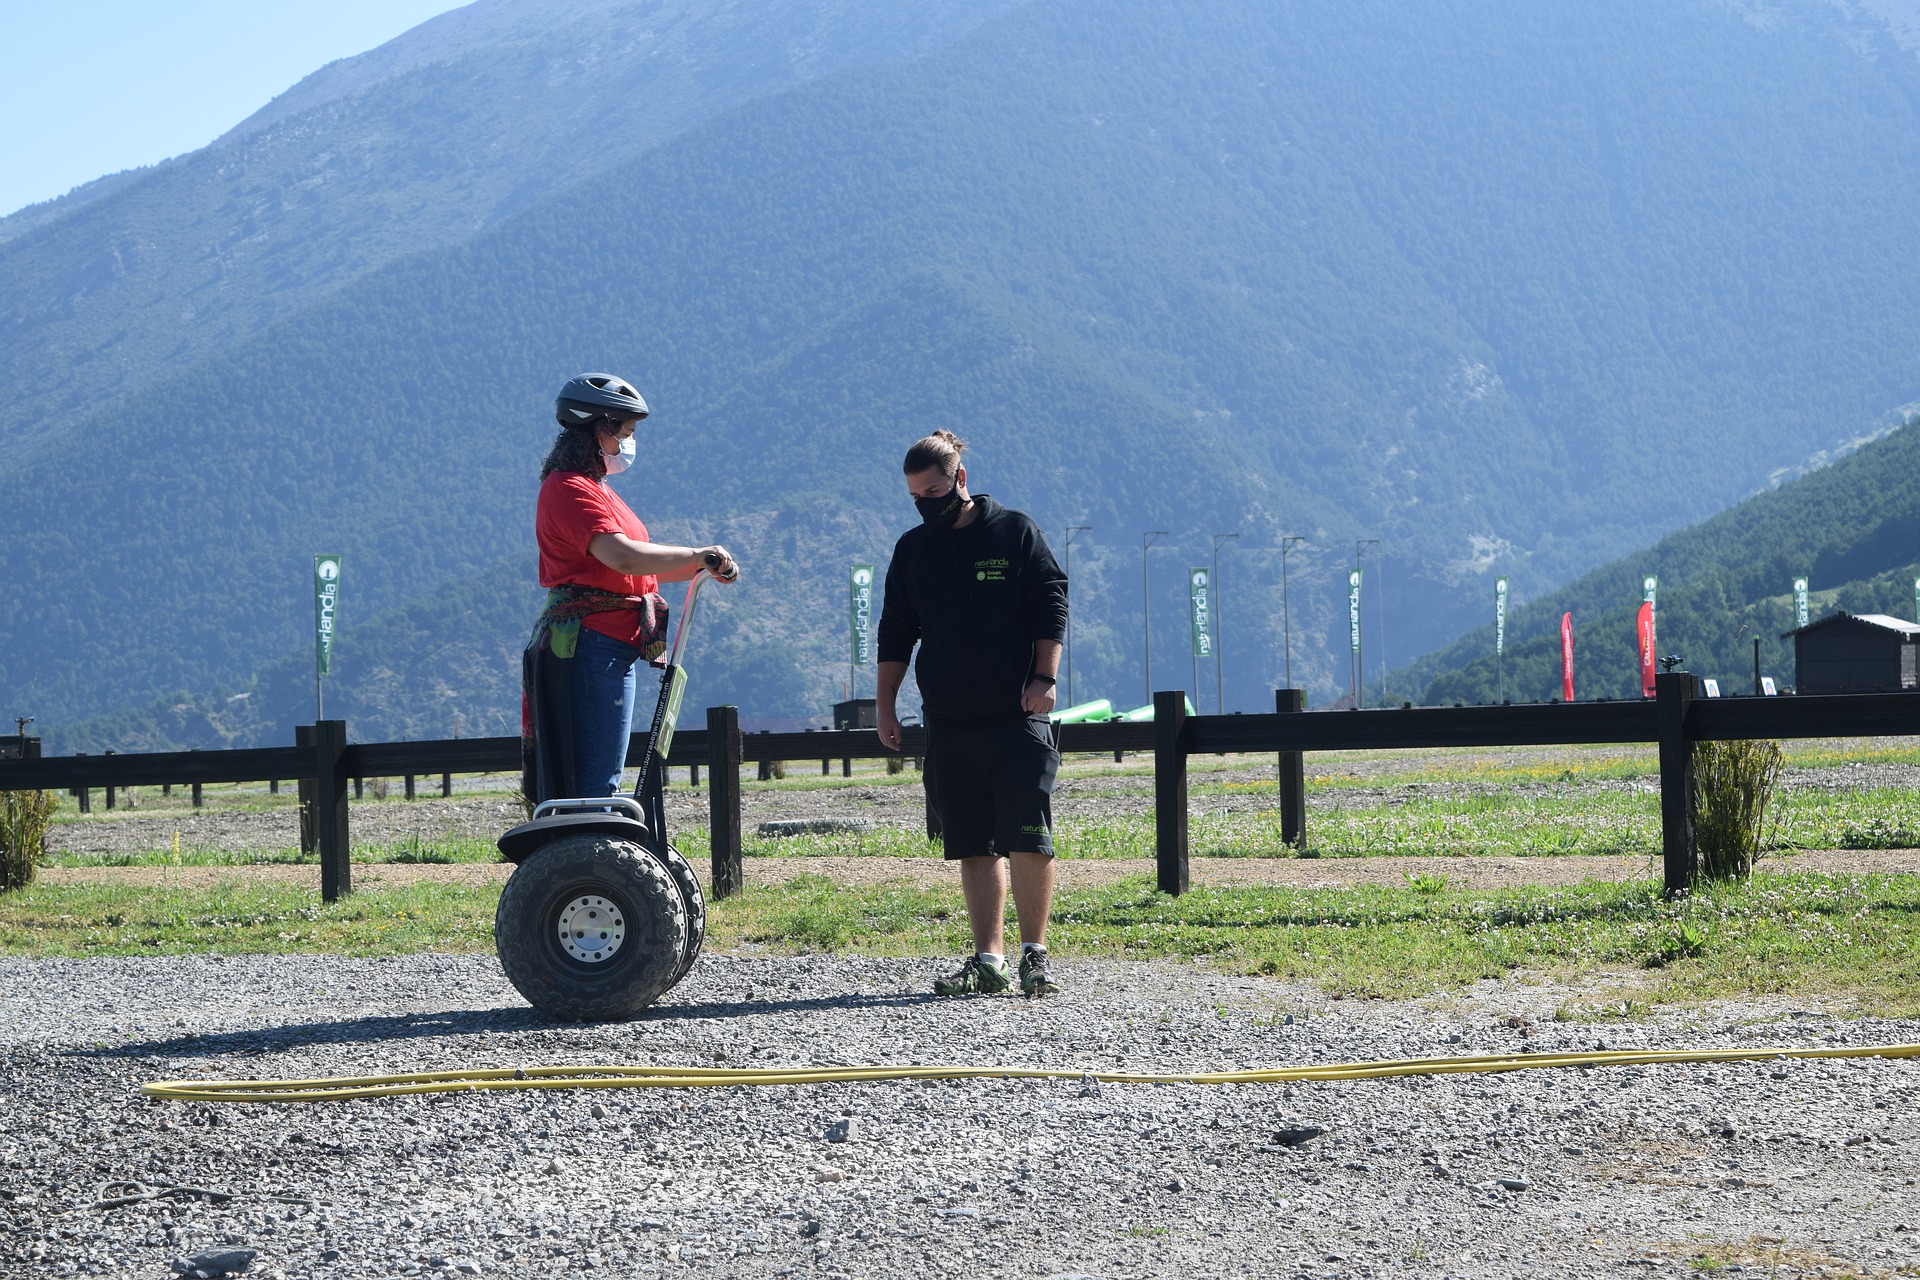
[914,486,965,529]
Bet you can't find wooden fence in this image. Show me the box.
[3,674,1916,903]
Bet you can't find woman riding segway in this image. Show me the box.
[498,372,737,1021]
[523,372,736,803]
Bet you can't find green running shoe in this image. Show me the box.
[933,954,1013,996]
[1019,947,1061,997]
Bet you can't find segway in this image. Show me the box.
[494,554,731,1020]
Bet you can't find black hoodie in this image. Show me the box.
[877,494,1068,721]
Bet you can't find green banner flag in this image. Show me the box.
[1794,576,1810,630]
[1643,575,1657,609]
[1348,568,1363,654]
[1495,577,1509,655]
[849,564,875,667]
[314,555,342,677]
[1188,567,1213,658]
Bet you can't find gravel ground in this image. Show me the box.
[7,954,1920,1280]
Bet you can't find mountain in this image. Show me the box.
[1396,417,1920,705]
[12,0,1920,749]
[0,0,1021,461]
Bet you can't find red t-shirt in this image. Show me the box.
[536,470,661,647]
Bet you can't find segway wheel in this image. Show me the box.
[656,842,706,982]
[495,833,689,1021]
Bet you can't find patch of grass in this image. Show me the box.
[1770,787,1920,852]
[1652,1235,1893,1277]
[1196,790,1665,859]
[714,870,1920,1014]
[1695,740,1785,880]
[9,867,1920,1014]
[0,877,497,956]
[1,787,56,890]
[41,836,503,868]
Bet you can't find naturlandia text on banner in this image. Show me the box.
[314,555,343,677]
[1189,568,1213,658]
[848,564,875,666]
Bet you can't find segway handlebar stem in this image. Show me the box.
[663,554,733,672]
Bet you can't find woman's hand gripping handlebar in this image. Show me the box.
[699,546,739,582]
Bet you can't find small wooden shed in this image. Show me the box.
[1781,611,1920,693]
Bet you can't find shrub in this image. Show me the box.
[0,788,56,892]
[1693,739,1786,881]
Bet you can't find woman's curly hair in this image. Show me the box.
[540,421,610,481]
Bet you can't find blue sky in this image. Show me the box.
[0,0,465,218]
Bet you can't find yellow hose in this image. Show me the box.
[141,1041,1920,1104]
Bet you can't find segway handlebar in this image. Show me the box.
[662,551,735,672]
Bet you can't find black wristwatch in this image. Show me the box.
[1030,674,1056,686]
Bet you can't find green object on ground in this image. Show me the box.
[1051,699,1115,723]
[933,953,1012,996]
[1117,696,1196,722]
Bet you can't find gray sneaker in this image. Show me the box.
[933,954,1013,996]
[1019,947,1061,996]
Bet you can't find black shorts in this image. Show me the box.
[925,714,1060,860]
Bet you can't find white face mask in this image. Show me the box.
[602,434,637,476]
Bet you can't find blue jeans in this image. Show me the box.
[569,627,643,797]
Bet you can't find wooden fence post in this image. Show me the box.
[105,751,117,809]
[441,773,452,797]
[1276,688,1307,848]
[74,753,90,814]
[313,719,352,902]
[1153,690,1189,895]
[404,773,416,800]
[1656,671,1698,895]
[295,725,315,860]
[690,762,701,788]
[191,782,203,809]
[707,706,743,900]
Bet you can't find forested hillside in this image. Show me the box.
[0,0,1019,460]
[11,0,1920,748]
[1396,419,1920,705]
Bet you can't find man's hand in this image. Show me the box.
[1021,679,1057,716]
[877,705,903,752]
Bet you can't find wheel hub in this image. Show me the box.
[555,895,626,963]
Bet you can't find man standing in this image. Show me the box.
[876,430,1068,997]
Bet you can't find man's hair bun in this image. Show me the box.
[904,430,967,477]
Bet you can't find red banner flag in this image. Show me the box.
[1636,601,1656,699]
[1560,612,1575,702]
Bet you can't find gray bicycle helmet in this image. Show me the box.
[556,372,650,428]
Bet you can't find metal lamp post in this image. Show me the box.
[1211,532,1238,713]
[1280,535,1306,691]
[1142,530,1168,706]
[1355,539,1379,708]
[1062,525,1093,706]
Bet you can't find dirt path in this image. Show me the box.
[38,846,1920,893]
